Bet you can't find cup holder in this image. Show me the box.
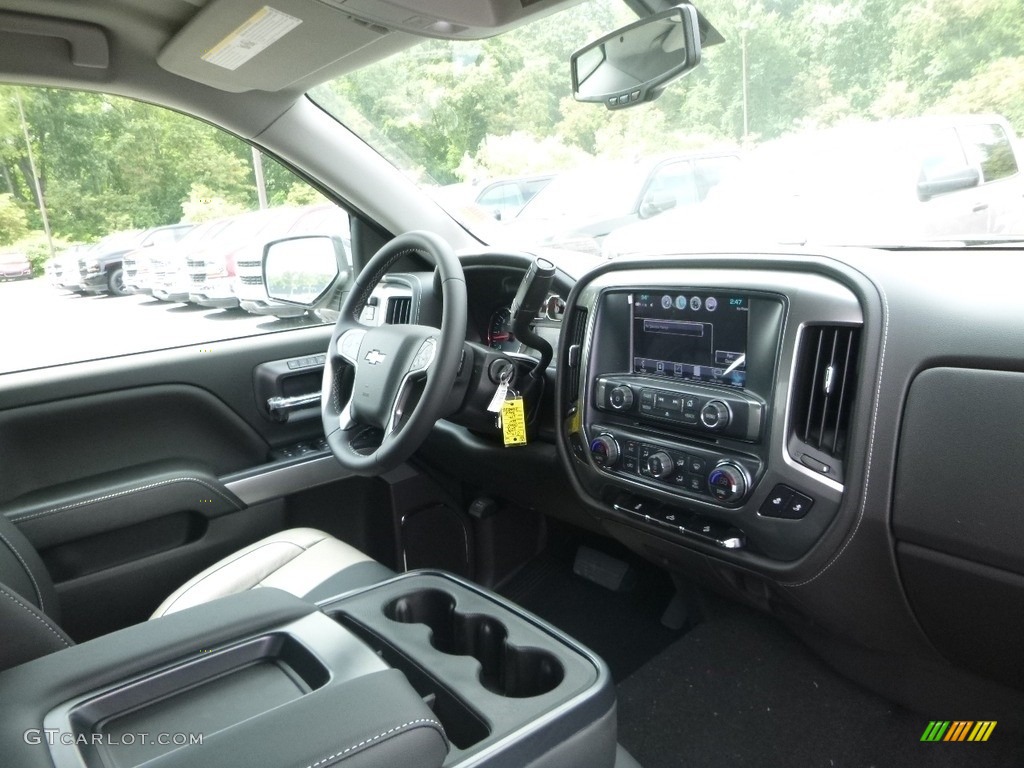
[384,589,564,698]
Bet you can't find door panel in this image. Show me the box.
[1,460,243,548]
[0,386,266,504]
[53,503,285,641]
[0,325,333,446]
[0,326,339,640]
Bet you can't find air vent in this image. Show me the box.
[564,306,588,410]
[790,325,860,475]
[386,296,412,325]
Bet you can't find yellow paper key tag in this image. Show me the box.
[500,396,528,447]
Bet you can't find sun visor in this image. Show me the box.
[158,0,406,93]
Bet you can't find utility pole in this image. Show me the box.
[15,90,55,259]
[251,147,268,209]
[739,24,750,144]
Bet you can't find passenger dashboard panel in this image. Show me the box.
[558,265,863,563]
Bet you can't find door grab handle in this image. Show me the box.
[267,392,321,420]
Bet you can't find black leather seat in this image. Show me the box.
[0,514,391,672]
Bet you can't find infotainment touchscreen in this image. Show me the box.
[631,291,748,388]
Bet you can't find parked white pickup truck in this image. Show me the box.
[604,114,1024,255]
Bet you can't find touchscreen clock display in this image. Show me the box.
[631,292,748,388]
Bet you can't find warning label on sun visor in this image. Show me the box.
[202,6,302,71]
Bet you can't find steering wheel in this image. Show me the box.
[321,231,467,475]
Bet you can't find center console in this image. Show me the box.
[0,577,615,768]
[559,265,863,564]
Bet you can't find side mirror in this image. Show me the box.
[571,5,701,110]
[639,191,678,219]
[917,167,980,201]
[263,235,343,307]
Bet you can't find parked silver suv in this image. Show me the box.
[504,151,740,253]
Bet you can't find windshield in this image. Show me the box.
[309,0,1024,252]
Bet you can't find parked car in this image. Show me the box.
[475,174,554,220]
[604,115,1024,256]
[45,244,92,291]
[78,224,193,295]
[146,214,278,307]
[235,204,351,318]
[186,207,325,309]
[120,248,153,295]
[124,218,234,296]
[503,151,740,252]
[0,250,31,280]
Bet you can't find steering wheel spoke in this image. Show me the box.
[335,326,367,366]
[382,334,438,435]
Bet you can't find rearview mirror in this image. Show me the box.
[264,235,343,307]
[571,5,701,110]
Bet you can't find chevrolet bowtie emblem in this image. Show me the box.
[364,349,387,365]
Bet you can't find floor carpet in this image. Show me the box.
[500,536,1024,767]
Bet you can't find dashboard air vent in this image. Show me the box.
[386,296,412,325]
[790,325,860,473]
[564,306,588,409]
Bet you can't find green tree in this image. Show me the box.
[933,56,1024,129]
[0,192,28,245]
[181,183,249,222]
[458,132,592,179]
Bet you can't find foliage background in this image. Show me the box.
[2,0,1023,267]
[318,0,1024,183]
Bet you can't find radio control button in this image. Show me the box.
[681,410,699,425]
[654,392,682,411]
[640,389,655,405]
[700,400,732,430]
[682,394,701,411]
[609,385,634,410]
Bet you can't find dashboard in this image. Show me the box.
[549,247,1024,716]
[359,245,1024,718]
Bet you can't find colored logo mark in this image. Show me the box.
[920,721,996,742]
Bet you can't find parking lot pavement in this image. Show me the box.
[0,278,320,374]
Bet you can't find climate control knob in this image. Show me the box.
[646,451,675,479]
[707,462,749,503]
[700,400,732,430]
[608,385,634,410]
[589,434,620,468]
